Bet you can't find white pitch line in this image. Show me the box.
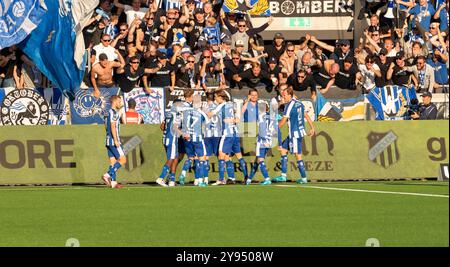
[274,185,449,198]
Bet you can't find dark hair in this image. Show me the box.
[214,90,230,102]
[129,56,139,63]
[206,91,215,101]
[99,53,108,61]
[184,88,194,98]
[248,88,258,95]
[128,99,137,109]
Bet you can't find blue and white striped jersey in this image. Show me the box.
[163,107,180,142]
[283,99,307,139]
[181,108,209,142]
[204,102,222,138]
[105,109,121,146]
[257,112,279,146]
[212,101,238,136]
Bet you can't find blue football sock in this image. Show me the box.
[206,160,210,171]
[112,162,122,172]
[239,158,248,179]
[281,155,288,175]
[169,173,176,182]
[226,160,235,179]
[194,160,201,179]
[260,161,270,179]
[201,161,208,179]
[107,165,114,176]
[218,160,225,181]
[182,159,192,173]
[159,165,170,179]
[297,160,307,178]
[249,162,259,180]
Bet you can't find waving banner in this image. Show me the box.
[366,86,417,121]
[0,0,47,50]
[223,0,271,16]
[124,87,165,124]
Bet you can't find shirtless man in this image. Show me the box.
[91,52,125,98]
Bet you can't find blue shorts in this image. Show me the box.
[219,136,241,155]
[164,137,178,160]
[178,137,186,154]
[106,145,125,159]
[185,140,207,157]
[256,142,271,158]
[204,137,221,157]
[282,137,303,154]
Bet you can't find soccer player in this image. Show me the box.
[102,95,127,189]
[177,89,196,185]
[277,86,316,184]
[246,101,281,185]
[209,90,248,185]
[177,97,210,187]
[203,91,222,185]
[156,101,182,187]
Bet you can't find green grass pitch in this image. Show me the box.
[0,181,448,247]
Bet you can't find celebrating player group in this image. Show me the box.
[102,85,315,188]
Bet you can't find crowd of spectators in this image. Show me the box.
[1,0,448,106]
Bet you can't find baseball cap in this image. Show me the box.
[379,48,388,55]
[339,39,350,46]
[268,57,277,63]
[274,32,284,39]
[156,51,167,60]
[235,40,244,47]
[421,92,432,97]
[222,37,232,45]
[194,8,204,14]
[396,51,405,59]
[181,46,192,54]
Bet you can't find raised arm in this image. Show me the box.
[310,35,335,53]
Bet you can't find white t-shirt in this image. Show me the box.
[358,63,380,90]
[124,5,149,26]
[92,44,118,65]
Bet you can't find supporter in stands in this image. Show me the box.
[224,50,245,89]
[233,62,274,89]
[407,55,435,93]
[287,69,317,99]
[356,55,381,94]
[265,32,286,63]
[92,34,119,65]
[173,54,198,89]
[297,52,318,76]
[310,35,354,62]
[374,48,392,87]
[113,0,150,26]
[116,55,162,94]
[224,15,272,53]
[335,56,359,90]
[111,23,130,59]
[145,51,176,88]
[0,49,18,88]
[313,59,340,94]
[427,49,449,93]
[279,42,297,76]
[91,52,126,98]
[387,51,416,87]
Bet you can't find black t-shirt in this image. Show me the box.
[189,20,205,50]
[268,65,282,80]
[331,47,354,62]
[143,25,159,46]
[224,60,244,88]
[166,22,185,47]
[335,62,358,89]
[114,38,128,59]
[287,73,317,93]
[392,65,412,86]
[313,66,333,88]
[148,62,175,87]
[265,44,286,63]
[117,66,145,93]
[175,66,196,88]
[238,69,271,89]
[374,58,393,87]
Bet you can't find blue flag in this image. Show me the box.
[19,0,97,96]
[366,86,417,120]
[0,0,47,50]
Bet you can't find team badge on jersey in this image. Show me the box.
[0,88,49,125]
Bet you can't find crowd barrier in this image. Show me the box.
[0,121,448,185]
